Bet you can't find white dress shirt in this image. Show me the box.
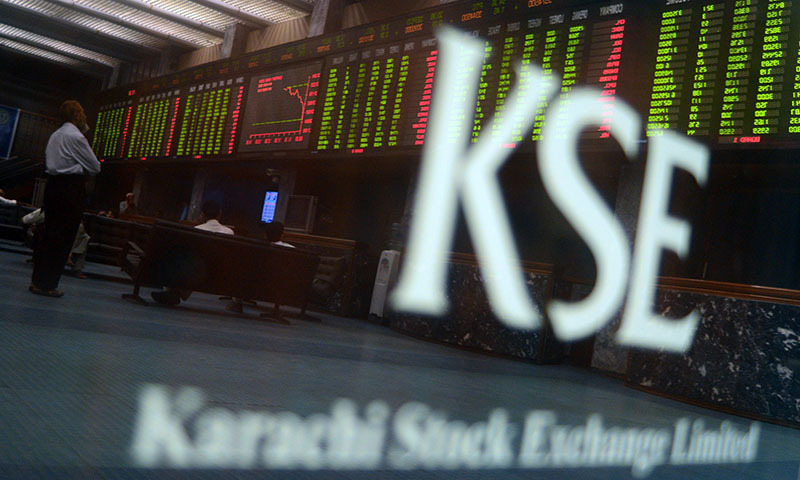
[195,219,234,235]
[45,122,101,175]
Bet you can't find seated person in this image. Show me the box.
[194,202,233,234]
[1,189,32,207]
[263,221,294,248]
[0,189,17,205]
[151,200,233,306]
[119,193,138,216]
[225,221,293,313]
[66,221,90,279]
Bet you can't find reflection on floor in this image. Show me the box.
[0,248,798,479]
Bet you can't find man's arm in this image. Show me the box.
[70,133,101,175]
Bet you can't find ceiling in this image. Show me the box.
[0,0,315,78]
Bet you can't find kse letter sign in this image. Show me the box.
[391,27,710,354]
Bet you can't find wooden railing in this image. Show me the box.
[657,276,800,307]
[439,252,800,307]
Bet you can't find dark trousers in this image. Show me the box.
[31,175,87,290]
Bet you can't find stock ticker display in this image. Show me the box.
[463,5,627,146]
[315,39,438,152]
[127,90,181,158]
[175,77,245,156]
[92,100,133,159]
[239,63,322,151]
[90,0,800,162]
[644,0,800,145]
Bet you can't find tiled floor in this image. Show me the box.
[0,248,798,479]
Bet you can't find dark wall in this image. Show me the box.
[293,159,413,254]
[438,146,628,282]
[138,166,196,220]
[494,146,800,292]
[98,142,800,292]
[202,165,281,236]
[102,158,413,254]
[697,159,800,290]
[0,50,103,117]
[89,164,138,213]
[199,159,413,253]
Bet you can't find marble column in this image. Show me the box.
[591,161,645,375]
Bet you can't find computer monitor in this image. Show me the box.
[260,191,278,223]
[284,195,317,233]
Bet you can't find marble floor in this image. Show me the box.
[0,247,798,479]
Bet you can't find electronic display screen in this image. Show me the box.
[175,77,245,157]
[126,90,181,158]
[315,38,439,153]
[260,191,279,223]
[642,0,800,146]
[314,2,630,153]
[451,3,629,147]
[93,0,800,158]
[0,104,20,160]
[238,63,322,152]
[92,101,133,160]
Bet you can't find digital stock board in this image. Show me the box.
[92,98,133,159]
[315,39,438,152]
[239,63,322,151]
[643,0,800,146]
[175,77,245,157]
[90,0,800,162]
[127,90,181,158]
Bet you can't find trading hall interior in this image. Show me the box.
[1,0,800,478]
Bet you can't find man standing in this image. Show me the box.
[30,100,100,297]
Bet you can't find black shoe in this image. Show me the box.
[151,290,180,306]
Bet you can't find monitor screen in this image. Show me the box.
[238,63,322,152]
[260,191,279,223]
[285,195,317,233]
